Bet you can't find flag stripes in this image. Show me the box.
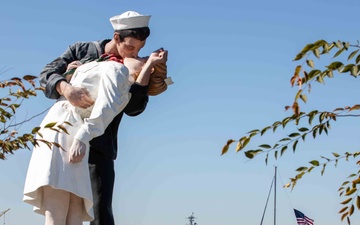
[294,209,314,225]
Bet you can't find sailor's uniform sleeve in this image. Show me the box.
[74,62,131,143]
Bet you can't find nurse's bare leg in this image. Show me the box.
[43,186,70,225]
[66,193,83,225]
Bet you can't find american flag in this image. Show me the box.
[294,209,314,225]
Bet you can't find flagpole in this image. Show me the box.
[274,166,277,225]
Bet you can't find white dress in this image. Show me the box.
[23,60,132,221]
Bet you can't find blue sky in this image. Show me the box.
[1,0,360,224]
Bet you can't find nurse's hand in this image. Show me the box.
[149,48,168,65]
[69,139,86,163]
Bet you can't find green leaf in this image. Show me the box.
[242,137,250,149]
[343,41,350,50]
[288,133,300,137]
[282,117,292,128]
[295,171,305,180]
[333,48,345,58]
[293,140,298,153]
[319,124,324,135]
[300,94,307,103]
[239,136,248,143]
[307,69,321,80]
[63,121,73,126]
[312,128,317,139]
[327,61,344,70]
[309,160,320,166]
[272,121,282,132]
[44,122,57,128]
[244,149,263,159]
[235,142,242,152]
[323,126,328,135]
[321,164,326,175]
[296,166,308,172]
[348,49,359,61]
[9,104,20,114]
[332,152,340,157]
[293,52,306,61]
[313,48,320,58]
[351,65,358,77]
[316,75,325,84]
[319,112,326,123]
[259,144,271,149]
[321,42,330,54]
[36,131,43,138]
[31,127,41,134]
[314,39,327,47]
[341,64,355,73]
[260,126,271,136]
[300,43,315,53]
[298,127,309,132]
[221,140,234,155]
[308,111,318,125]
[280,146,287,156]
[306,59,315,68]
[301,133,307,141]
[249,132,257,138]
[334,40,342,48]
[279,138,291,142]
[221,145,229,155]
[1,97,11,102]
[294,90,302,102]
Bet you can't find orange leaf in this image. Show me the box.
[297,77,302,88]
[290,66,302,87]
[292,102,300,117]
[290,76,297,87]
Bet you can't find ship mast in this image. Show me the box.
[259,166,277,225]
[0,209,10,225]
[186,212,198,225]
[274,166,277,225]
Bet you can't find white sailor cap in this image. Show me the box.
[110,11,151,31]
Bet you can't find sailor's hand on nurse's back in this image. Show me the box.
[60,82,95,109]
[67,61,83,72]
[64,61,83,82]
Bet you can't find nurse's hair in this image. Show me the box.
[147,62,168,96]
[131,62,168,96]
